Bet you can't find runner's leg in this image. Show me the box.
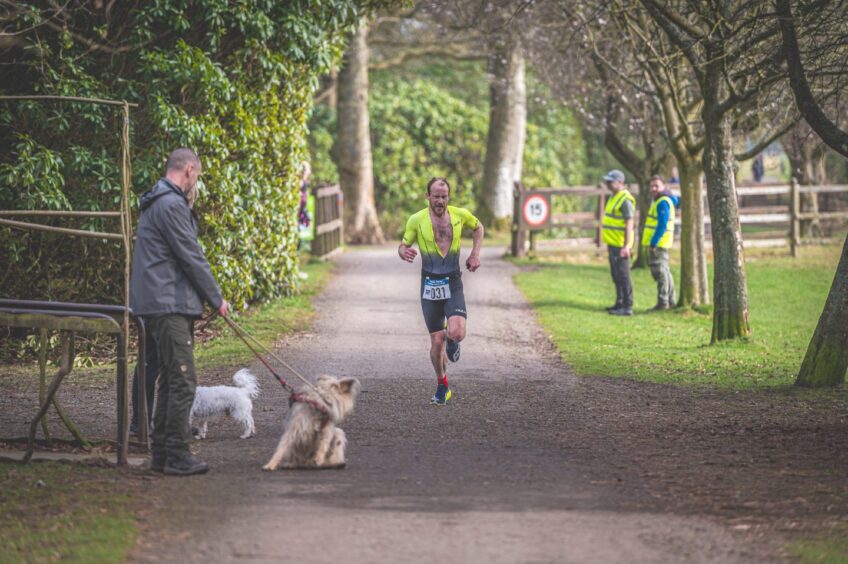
[446,315,466,343]
[429,329,447,379]
[444,277,467,363]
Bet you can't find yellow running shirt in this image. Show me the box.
[402,206,480,276]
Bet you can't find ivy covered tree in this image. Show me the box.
[0,0,396,308]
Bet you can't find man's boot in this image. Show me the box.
[164,454,209,476]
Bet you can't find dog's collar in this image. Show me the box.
[289,391,331,422]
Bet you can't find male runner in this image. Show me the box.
[398,177,484,405]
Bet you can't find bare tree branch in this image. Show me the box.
[369,44,484,69]
[777,0,848,157]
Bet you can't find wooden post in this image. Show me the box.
[313,192,324,258]
[119,101,131,464]
[511,182,527,258]
[790,177,800,257]
[38,328,52,445]
[337,190,342,250]
[596,187,606,249]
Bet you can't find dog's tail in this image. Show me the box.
[233,369,260,399]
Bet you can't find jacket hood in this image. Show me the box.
[658,190,680,208]
[140,178,186,211]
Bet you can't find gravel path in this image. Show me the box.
[129,246,777,563]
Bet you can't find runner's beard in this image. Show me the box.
[431,203,446,216]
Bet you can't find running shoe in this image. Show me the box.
[446,338,461,363]
[430,383,452,405]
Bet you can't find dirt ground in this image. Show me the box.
[1,246,846,563]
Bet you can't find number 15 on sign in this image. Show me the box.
[522,193,550,229]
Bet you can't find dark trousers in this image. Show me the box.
[148,315,197,459]
[608,245,633,308]
[131,321,158,429]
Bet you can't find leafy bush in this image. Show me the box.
[0,1,392,312]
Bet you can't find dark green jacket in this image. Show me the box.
[130,178,222,317]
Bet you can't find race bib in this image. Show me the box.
[422,277,451,301]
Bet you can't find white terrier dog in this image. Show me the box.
[191,368,259,439]
[263,375,360,470]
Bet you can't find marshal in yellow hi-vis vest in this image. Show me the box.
[641,195,676,249]
[601,189,636,248]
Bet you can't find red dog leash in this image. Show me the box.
[220,315,330,416]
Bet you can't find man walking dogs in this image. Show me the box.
[601,169,636,316]
[131,148,229,476]
[398,177,484,405]
[643,175,680,310]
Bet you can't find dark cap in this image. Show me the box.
[603,169,626,183]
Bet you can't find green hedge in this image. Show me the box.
[0,1,392,310]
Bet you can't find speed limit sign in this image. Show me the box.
[521,192,551,229]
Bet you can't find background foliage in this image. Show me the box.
[0,0,391,311]
[309,58,587,236]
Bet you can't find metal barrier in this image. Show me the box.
[0,300,146,464]
[0,95,141,464]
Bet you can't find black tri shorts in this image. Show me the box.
[420,271,467,334]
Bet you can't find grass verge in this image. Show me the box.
[194,259,333,369]
[788,532,848,564]
[0,461,138,563]
[513,244,842,389]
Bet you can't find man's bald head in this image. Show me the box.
[165,148,202,194]
[166,148,201,172]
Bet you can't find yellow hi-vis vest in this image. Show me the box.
[601,189,636,248]
[641,195,676,249]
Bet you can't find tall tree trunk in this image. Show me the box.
[337,24,385,244]
[632,174,651,269]
[796,232,848,387]
[480,36,526,229]
[512,63,527,184]
[655,74,709,307]
[703,105,750,341]
[676,160,710,307]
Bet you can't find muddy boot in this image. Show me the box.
[164,454,208,476]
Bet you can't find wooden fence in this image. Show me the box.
[310,184,344,259]
[511,181,848,258]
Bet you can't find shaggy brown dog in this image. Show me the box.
[263,376,360,470]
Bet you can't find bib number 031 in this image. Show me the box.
[423,277,451,300]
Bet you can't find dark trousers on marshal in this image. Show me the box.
[147,314,197,460]
[607,245,633,309]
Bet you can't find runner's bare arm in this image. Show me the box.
[466,223,484,272]
[398,243,418,263]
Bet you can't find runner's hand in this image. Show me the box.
[619,247,631,259]
[399,246,418,263]
[218,300,229,318]
[466,254,481,272]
